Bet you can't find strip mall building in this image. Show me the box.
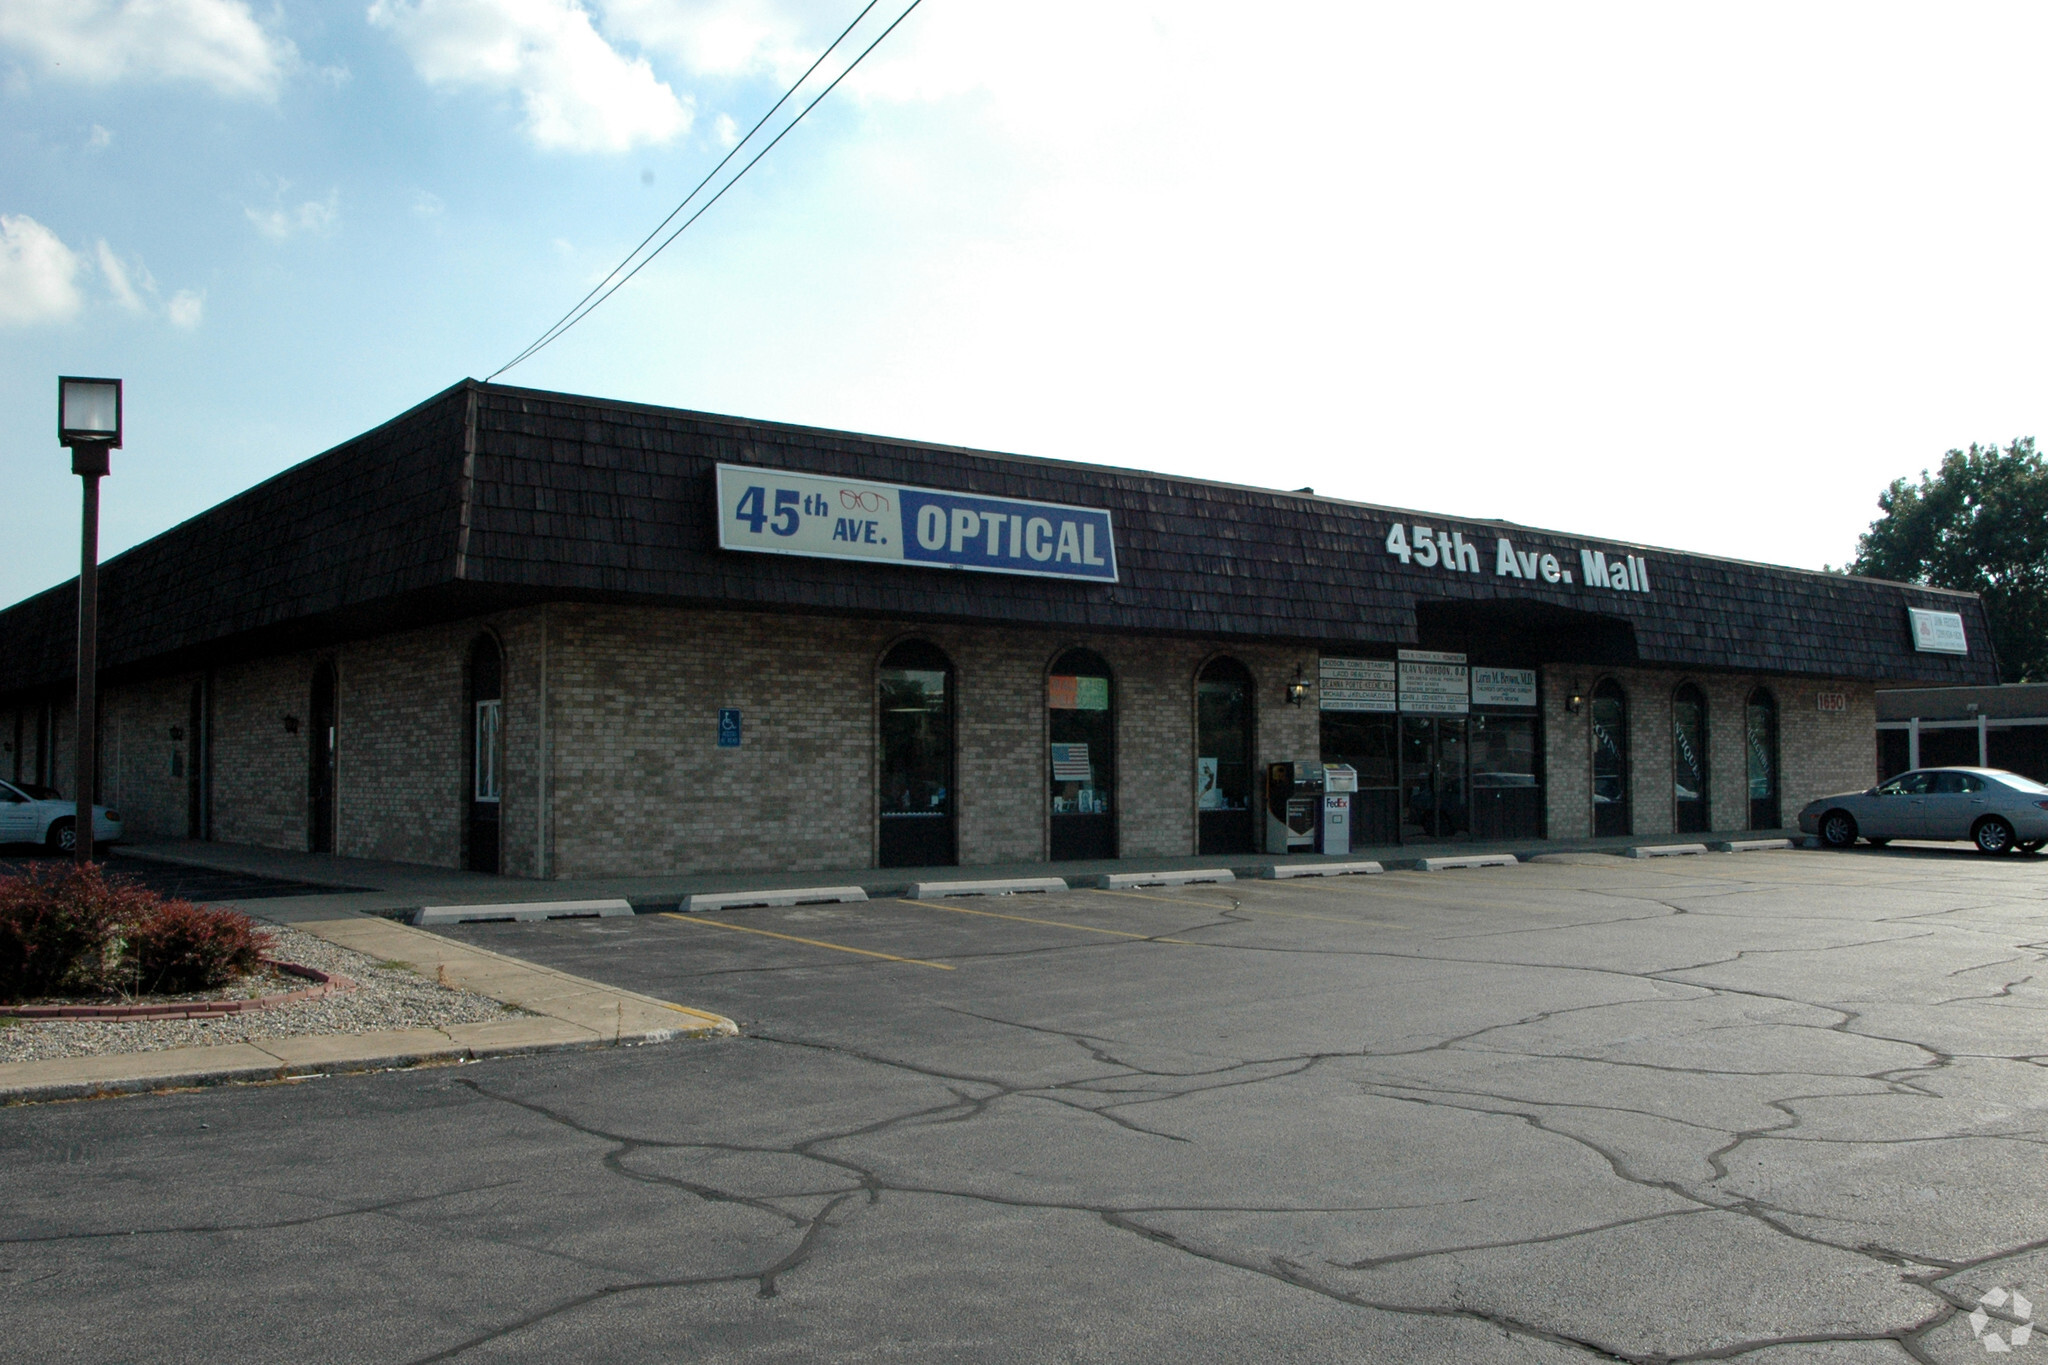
[0,383,2000,877]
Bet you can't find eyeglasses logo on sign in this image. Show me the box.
[717,464,1117,583]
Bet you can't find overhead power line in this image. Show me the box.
[488,0,924,382]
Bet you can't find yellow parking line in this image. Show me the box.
[658,912,954,969]
[894,898,1197,945]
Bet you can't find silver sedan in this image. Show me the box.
[1798,767,2048,855]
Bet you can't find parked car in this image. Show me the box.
[1798,767,2048,855]
[0,780,124,852]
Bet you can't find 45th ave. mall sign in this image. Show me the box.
[1383,521,1653,597]
[716,465,1119,583]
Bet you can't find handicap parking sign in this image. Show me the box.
[718,708,742,748]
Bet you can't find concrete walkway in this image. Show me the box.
[115,828,1808,915]
[0,903,736,1106]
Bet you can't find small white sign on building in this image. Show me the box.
[1471,667,1537,708]
[1398,649,1469,715]
[1321,658,1396,712]
[1907,608,1968,655]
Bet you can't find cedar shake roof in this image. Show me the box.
[0,379,2002,695]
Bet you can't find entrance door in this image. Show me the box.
[1469,713,1539,840]
[1401,716,1470,840]
[309,662,337,853]
[467,636,503,874]
[1746,688,1781,829]
[1591,680,1629,837]
[1672,684,1708,835]
[1196,658,1254,855]
[1048,649,1115,861]
[879,641,956,867]
[185,679,207,840]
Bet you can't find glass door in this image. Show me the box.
[1401,716,1471,841]
[879,641,956,867]
[1469,714,1538,839]
[1196,658,1254,855]
[1049,649,1115,860]
[1591,680,1630,837]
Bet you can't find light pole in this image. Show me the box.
[58,376,121,868]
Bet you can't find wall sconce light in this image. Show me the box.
[282,714,300,735]
[1285,664,1309,708]
[1564,682,1585,715]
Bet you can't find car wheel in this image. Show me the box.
[2020,839,2046,855]
[1973,817,2016,856]
[1818,810,1857,848]
[45,818,74,854]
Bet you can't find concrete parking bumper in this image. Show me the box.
[0,914,735,1105]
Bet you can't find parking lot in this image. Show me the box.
[6,845,2048,1363]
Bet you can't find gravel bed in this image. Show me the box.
[0,925,527,1065]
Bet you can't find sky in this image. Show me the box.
[5,1,2048,609]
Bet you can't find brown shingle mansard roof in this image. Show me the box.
[0,380,2001,696]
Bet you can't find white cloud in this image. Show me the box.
[597,0,816,81]
[166,288,204,329]
[87,124,112,150]
[713,111,737,147]
[412,189,446,216]
[245,187,339,240]
[369,0,691,153]
[0,214,84,325]
[0,0,293,100]
[95,239,151,313]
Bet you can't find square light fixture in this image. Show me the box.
[59,376,122,448]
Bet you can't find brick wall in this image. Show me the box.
[1540,665,1873,838]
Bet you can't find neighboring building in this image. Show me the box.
[0,381,2001,877]
[1877,683,2048,785]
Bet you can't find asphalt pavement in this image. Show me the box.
[5,843,2048,1363]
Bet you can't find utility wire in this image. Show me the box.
[490,0,880,379]
[488,0,923,381]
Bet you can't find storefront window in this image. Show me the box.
[1196,657,1254,854]
[1320,710,1398,845]
[880,640,955,867]
[1470,713,1538,840]
[1672,684,1708,834]
[1591,679,1629,837]
[1049,648,1115,860]
[1746,687,1780,830]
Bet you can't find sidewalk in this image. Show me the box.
[116,828,1809,915]
[0,900,736,1106]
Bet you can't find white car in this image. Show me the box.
[0,780,124,852]
[1798,767,2048,855]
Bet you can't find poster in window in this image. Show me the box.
[1197,757,1223,809]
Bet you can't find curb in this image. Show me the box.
[0,1022,710,1106]
[1416,854,1520,871]
[1099,869,1235,888]
[414,899,633,926]
[0,963,353,1022]
[1624,843,1710,859]
[1710,838,1797,853]
[681,886,869,913]
[1263,861,1384,879]
[906,877,1069,898]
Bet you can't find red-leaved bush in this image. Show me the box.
[0,865,273,1002]
[125,899,271,995]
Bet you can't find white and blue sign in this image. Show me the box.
[716,464,1117,583]
[717,708,742,748]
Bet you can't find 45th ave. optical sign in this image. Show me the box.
[716,465,1119,583]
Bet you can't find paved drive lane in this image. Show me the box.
[5,846,2048,1362]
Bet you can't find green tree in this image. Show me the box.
[1850,438,2048,682]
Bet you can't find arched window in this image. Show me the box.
[879,640,956,867]
[309,661,337,854]
[1048,648,1115,860]
[1746,687,1780,830]
[467,635,504,874]
[1196,657,1255,854]
[1672,683,1708,834]
[1591,678,1629,837]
